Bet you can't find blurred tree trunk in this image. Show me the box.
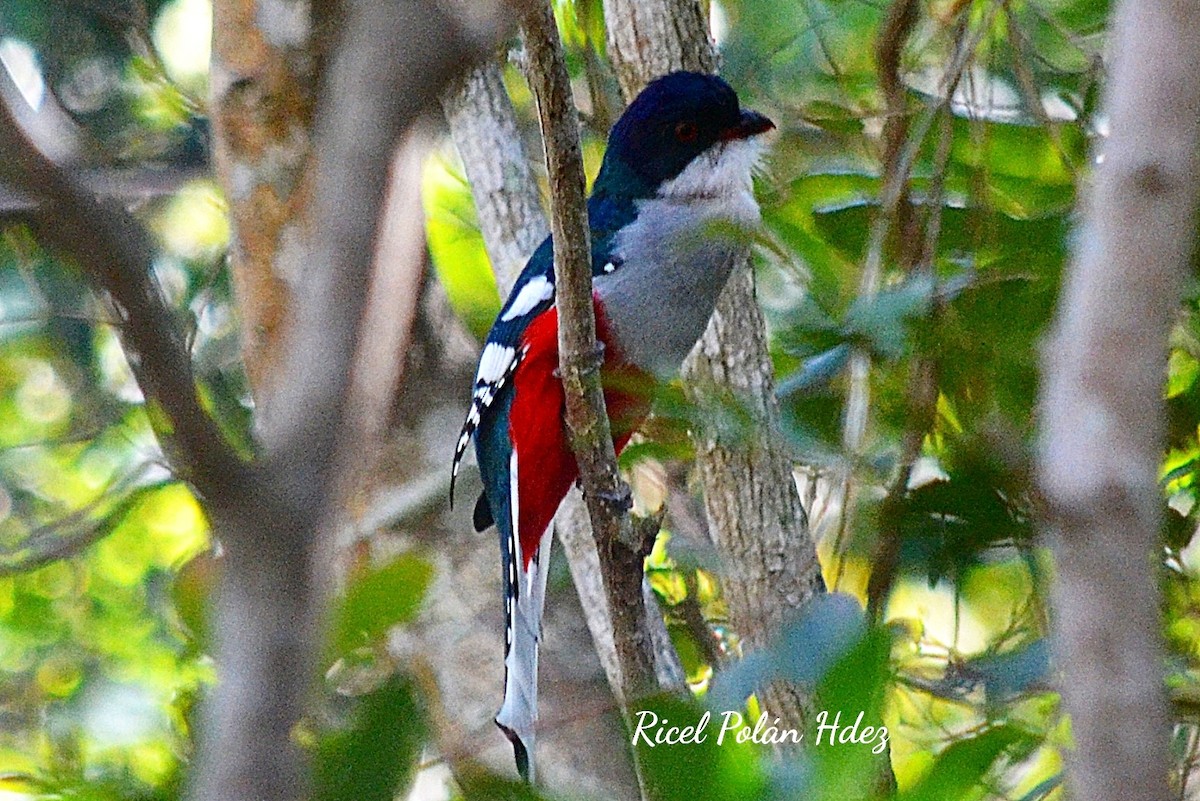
[602,0,825,734]
[1037,2,1200,801]
[201,2,515,799]
[209,0,321,410]
[202,6,326,797]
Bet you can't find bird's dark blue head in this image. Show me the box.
[593,72,774,198]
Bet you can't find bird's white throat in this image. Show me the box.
[655,136,767,207]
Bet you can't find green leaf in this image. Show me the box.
[632,694,767,801]
[955,639,1052,702]
[805,628,892,801]
[842,275,935,360]
[456,770,553,801]
[330,554,433,656]
[898,726,1032,801]
[710,593,866,712]
[313,675,425,801]
[422,153,503,339]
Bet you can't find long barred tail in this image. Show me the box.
[495,534,551,781]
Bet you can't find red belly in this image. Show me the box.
[507,295,651,569]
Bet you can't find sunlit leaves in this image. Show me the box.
[632,694,767,801]
[898,725,1033,801]
[422,151,502,340]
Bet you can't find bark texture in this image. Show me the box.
[686,268,824,726]
[602,0,715,97]
[1036,2,1200,800]
[441,64,548,297]
[603,0,824,732]
[209,0,319,404]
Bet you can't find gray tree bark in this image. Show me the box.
[441,64,548,297]
[1036,2,1200,801]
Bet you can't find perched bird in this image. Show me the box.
[450,71,774,779]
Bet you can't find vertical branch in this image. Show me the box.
[442,61,677,797]
[831,0,920,592]
[336,126,434,552]
[865,9,971,618]
[520,3,660,721]
[1037,2,1200,800]
[602,0,823,734]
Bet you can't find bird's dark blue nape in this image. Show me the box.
[595,71,774,198]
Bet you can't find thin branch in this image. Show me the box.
[0,163,209,219]
[866,12,970,619]
[521,0,659,719]
[831,1,997,592]
[830,0,921,591]
[0,466,159,577]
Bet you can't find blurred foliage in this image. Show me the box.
[4,0,1200,799]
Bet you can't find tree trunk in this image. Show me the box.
[1036,2,1200,801]
[200,2,517,799]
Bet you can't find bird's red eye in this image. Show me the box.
[674,121,699,143]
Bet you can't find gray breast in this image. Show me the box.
[595,195,759,379]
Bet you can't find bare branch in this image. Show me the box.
[335,126,435,553]
[831,0,921,590]
[833,2,995,601]
[0,163,209,219]
[521,0,659,720]
[1036,2,1200,800]
[866,10,971,619]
